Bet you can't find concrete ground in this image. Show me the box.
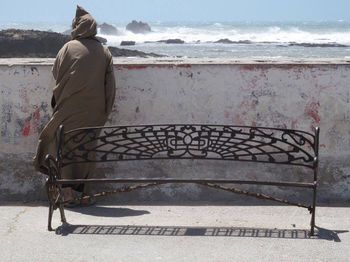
[1,202,349,262]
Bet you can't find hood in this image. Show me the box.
[71,5,97,40]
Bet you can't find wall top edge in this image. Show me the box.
[1,57,350,66]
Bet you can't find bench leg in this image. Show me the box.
[310,209,316,236]
[310,184,317,236]
[59,203,67,224]
[47,203,54,231]
[46,179,55,231]
[46,178,68,230]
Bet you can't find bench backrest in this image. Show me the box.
[58,124,319,169]
[46,124,320,235]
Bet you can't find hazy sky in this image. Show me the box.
[0,0,349,23]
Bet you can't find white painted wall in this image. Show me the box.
[0,59,349,202]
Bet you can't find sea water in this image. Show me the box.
[1,21,350,59]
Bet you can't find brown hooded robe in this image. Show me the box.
[33,6,116,181]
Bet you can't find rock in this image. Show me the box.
[126,20,151,34]
[214,38,233,44]
[108,46,163,58]
[214,39,253,44]
[98,23,118,35]
[289,42,347,48]
[0,29,70,58]
[120,41,136,46]
[237,40,253,44]
[0,29,163,58]
[157,39,185,44]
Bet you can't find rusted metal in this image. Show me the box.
[200,182,312,210]
[45,124,319,235]
[55,178,314,188]
[60,182,164,205]
[310,126,320,236]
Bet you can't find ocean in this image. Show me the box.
[1,21,350,59]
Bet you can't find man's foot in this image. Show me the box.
[61,187,82,208]
[80,195,97,207]
[61,187,96,208]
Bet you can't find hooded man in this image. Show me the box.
[33,6,116,204]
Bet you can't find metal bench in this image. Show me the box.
[45,124,320,235]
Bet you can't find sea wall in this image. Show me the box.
[0,59,349,204]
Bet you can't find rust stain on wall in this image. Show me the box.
[22,120,31,136]
[21,107,42,137]
[305,99,321,124]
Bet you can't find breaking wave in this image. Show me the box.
[98,21,350,47]
[2,21,350,58]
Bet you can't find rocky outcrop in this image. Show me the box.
[120,41,136,46]
[108,46,163,58]
[0,29,70,58]
[214,39,253,44]
[98,23,118,35]
[0,29,162,58]
[289,42,347,48]
[126,20,151,34]
[157,39,185,44]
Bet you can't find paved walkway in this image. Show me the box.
[1,203,349,261]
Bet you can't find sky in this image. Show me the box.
[0,0,349,23]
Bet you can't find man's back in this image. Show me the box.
[52,38,113,115]
[33,5,116,175]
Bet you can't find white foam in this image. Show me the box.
[98,23,350,46]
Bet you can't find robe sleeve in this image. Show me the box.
[52,43,69,81]
[104,53,116,115]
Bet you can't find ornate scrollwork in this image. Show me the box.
[61,125,316,168]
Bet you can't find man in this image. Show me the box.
[33,6,116,205]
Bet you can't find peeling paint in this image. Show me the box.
[30,66,39,75]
